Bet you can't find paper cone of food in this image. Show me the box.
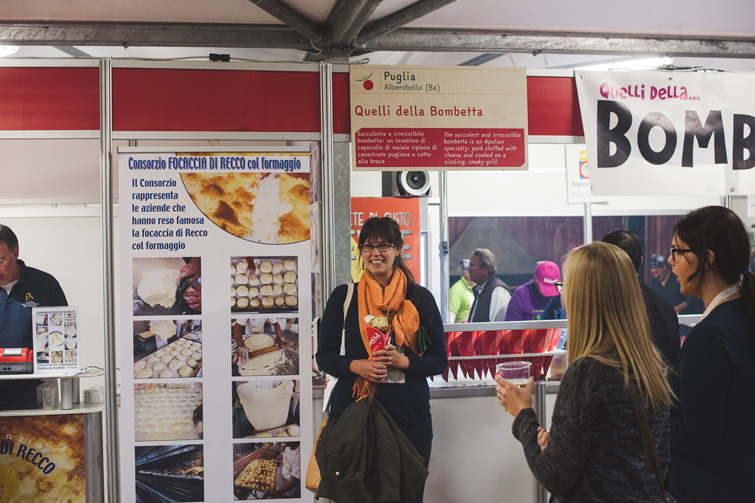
[365,315,391,354]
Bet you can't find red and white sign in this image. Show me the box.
[351,197,421,282]
[351,66,528,171]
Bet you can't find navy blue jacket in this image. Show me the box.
[669,298,755,502]
[0,260,67,349]
[316,283,447,445]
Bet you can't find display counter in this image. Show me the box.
[0,372,105,502]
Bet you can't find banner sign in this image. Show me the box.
[350,197,421,282]
[351,66,528,171]
[119,150,313,502]
[576,70,755,196]
[0,415,86,503]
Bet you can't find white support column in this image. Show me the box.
[99,58,120,503]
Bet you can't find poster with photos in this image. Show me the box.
[32,306,79,374]
[118,148,313,503]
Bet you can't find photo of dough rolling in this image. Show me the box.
[133,319,202,379]
[232,442,301,500]
[135,444,204,502]
[231,318,299,377]
[180,171,310,244]
[134,383,203,442]
[133,257,202,316]
[231,257,298,314]
[231,380,300,439]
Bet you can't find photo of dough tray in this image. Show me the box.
[232,445,282,499]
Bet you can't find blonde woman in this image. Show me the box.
[496,242,674,502]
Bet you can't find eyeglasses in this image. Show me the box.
[554,281,564,293]
[360,243,393,253]
[669,247,693,261]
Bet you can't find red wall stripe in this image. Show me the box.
[527,76,584,137]
[0,67,99,130]
[0,68,583,137]
[113,69,329,133]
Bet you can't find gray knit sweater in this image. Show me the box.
[512,357,673,502]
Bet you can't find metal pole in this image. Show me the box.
[84,412,105,502]
[583,202,593,245]
[439,171,450,322]
[721,195,733,210]
[99,58,120,503]
[320,62,337,298]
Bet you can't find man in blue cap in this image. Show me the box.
[449,259,475,322]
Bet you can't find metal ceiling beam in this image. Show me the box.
[459,53,503,66]
[1,22,754,61]
[0,23,313,49]
[356,0,458,46]
[358,28,755,58]
[247,0,324,43]
[329,0,383,46]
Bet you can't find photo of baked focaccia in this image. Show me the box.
[180,172,310,244]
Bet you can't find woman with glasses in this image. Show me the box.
[316,216,448,503]
[667,206,755,502]
[496,242,674,502]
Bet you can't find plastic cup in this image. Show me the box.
[41,387,56,411]
[496,361,532,387]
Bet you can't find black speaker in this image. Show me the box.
[382,171,432,197]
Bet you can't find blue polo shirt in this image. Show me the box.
[0,260,67,349]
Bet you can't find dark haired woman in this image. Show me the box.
[316,217,448,503]
[668,206,755,502]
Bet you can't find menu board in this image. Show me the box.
[118,150,314,502]
[32,306,79,374]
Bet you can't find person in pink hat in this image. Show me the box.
[505,261,561,321]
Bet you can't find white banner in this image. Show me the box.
[118,150,314,502]
[576,70,755,196]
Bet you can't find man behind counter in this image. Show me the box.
[0,224,67,349]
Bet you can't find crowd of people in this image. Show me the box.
[317,206,755,502]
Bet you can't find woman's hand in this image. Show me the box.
[349,359,388,383]
[495,375,534,417]
[373,344,410,370]
[537,426,549,451]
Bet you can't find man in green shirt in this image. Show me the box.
[449,259,476,322]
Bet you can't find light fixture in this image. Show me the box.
[0,45,20,57]
[576,57,674,71]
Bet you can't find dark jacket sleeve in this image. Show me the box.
[50,276,68,307]
[512,359,597,496]
[316,284,355,378]
[670,327,730,461]
[405,287,448,377]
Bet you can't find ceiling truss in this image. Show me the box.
[0,21,753,60]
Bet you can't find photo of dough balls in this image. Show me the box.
[132,319,203,379]
[134,383,203,442]
[231,257,299,313]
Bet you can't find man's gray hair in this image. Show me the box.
[472,248,497,277]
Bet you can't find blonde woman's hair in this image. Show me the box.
[564,242,673,409]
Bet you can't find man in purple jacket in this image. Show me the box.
[505,261,560,321]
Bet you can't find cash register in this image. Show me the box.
[0,347,33,374]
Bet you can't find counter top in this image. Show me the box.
[0,402,105,417]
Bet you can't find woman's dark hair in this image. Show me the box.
[358,216,425,312]
[674,206,755,333]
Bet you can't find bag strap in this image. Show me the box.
[340,283,354,356]
[627,381,668,503]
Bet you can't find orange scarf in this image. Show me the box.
[353,268,420,400]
